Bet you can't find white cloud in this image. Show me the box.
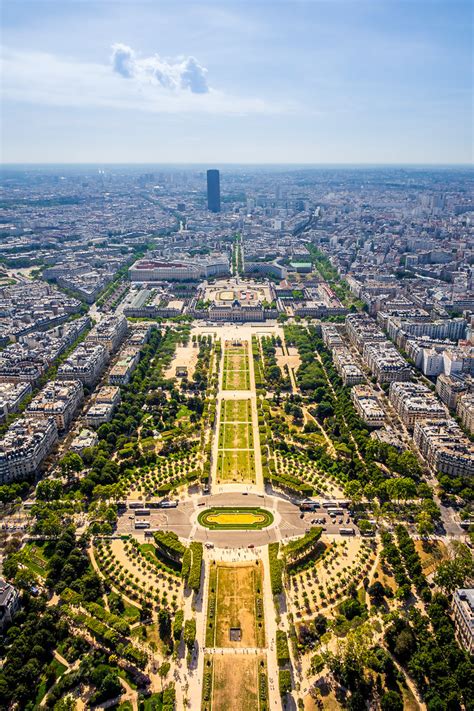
[110,43,209,94]
[180,57,208,94]
[111,43,136,79]
[1,45,291,116]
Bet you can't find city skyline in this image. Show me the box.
[1,0,472,164]
[0,161,472,710]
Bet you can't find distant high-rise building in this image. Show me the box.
[207,169,221,212]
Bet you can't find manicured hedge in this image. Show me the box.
[279,669,292,695]
[268,471,314,497]
[85,601,130,636]
[187,542,203,593]
[173,609,184,641]
[181,548,192,580]
[153,530,186,562]
[276,630,290,666]
[269,543,284,596]
[184,618,196,651]
[283,527,322,562]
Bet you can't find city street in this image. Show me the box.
[116,491,359,547]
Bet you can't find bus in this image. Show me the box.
[134,509,150,516]
[159,501,178,509]
[300,501,320,512]
[339,528,355,535]
[135,521,150,529]
[129,502,145,509]
[328,508,344,517]
[322,500,349,509]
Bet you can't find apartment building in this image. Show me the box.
[457,393,474,435]
[0,382,32,421]
[413,419,474,477]
[345,315,412,384]
[453,589,474,654]
[96,385,122,407]
[128,324,153,347]
[386,316,467,345]
[0,416,58,483]
[108,348,141,386]
[87,314,128,356]
[443,347,474,377]
[389,381,447,430]
[345,314,387,350]
[363,342,412,384]
[0,579,20,631]
[27,380,83,432]
[351,385,385,427]
[436,373,473,410]
[69,428,98,454]
[321,324,344,349]
[57,342,108,389]
[332,348,364,385]
[85,403,115,427]
[340,362,365,386]
[0,317,90,386]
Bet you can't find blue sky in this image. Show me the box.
[1,0,472,164]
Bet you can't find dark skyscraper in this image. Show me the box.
[207,169,221,212]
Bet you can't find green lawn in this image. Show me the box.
[223,368,250,391]
[206,562,265,649]
[222,399,252,422]
[21,543,49,577]
[216,449,256,483]
[218,421,253,449]
[205,654,267,711]
[222,345,250,391]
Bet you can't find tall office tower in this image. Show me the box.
[207,169,221,212]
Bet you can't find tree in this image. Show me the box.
[59,452,83,479]
[381,691,403,711]
[183,618,196,653]
[158,609,171,641]
[434,543,474,594]
[14,568,38,591]
[416,512,434,538]
[278,669,292,696]
[316,401,334,421]
[158,662,171,689]
[345,481,362,505]
[367,581,386,604]
[386,477,417,504]
[36,479,62,501]
[53,696,77,711]
[393,628,416,662]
